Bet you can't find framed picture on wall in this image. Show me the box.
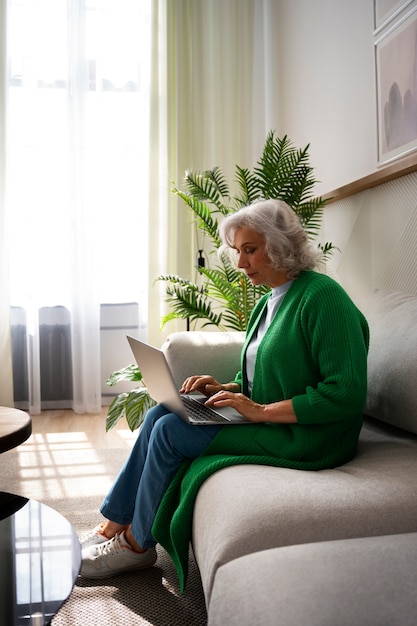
[375,6,417,165]
[374,0,414,32]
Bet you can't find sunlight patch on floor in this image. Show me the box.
[13,430,125,500]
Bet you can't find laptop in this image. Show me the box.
[127,336,250,425]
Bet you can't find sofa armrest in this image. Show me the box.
[208,533,417,626]
[161,331,245,388]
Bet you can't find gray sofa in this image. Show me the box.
[162,289,417,626]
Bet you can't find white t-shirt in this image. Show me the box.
[245,281,293,394]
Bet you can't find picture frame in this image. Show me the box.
[375,6,417,165]
[374,0,414,32]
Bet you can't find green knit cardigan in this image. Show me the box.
[152,271,369,591]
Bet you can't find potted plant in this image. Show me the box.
[106,131,336,431]
[158,131,335,331]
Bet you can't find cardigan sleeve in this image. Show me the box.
[291,279,369,425]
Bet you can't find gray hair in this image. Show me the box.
[219,199,319,279]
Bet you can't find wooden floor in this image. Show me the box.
[29,407,138,450]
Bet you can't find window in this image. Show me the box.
[7,0,151,307]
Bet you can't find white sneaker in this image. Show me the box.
[80,532,157,579]
[79,524,110,550]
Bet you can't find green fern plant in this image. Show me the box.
[158,131,335,331]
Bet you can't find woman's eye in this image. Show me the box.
[235,247,255,255]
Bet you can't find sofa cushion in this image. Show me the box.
[193,420,417,603]
[208,533,417,626]
[363,289,417,434]
[162,331,244,388]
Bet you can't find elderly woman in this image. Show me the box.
[80,199,369,588]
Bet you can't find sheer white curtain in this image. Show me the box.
[5,0,152,414]
[1,0,280,412]
[146,0,280,342]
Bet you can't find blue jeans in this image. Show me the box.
[100,404,222,548]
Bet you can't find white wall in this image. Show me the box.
[278,0,417,305]
[278,0,376,197]
[324,171,417,304]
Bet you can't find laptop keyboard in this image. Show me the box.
[181,395,229,423]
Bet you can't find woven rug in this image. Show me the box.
[0,423,207,626]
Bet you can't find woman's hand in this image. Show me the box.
[180,375,240,398]
[180,377,297,423]
[205,390,265,422]
[206,391,298,424]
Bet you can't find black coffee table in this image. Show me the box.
[0,492,81,625]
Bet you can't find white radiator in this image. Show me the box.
[10,303,144,409]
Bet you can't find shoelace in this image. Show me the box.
[93,533,124,557]
[82,524,106,541]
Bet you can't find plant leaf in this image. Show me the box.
[125,388,157,431]
[233,166,260,206]
[318,241,340,261]
[106,387,157,432]
[172,190,223,247]
[158,276,223,328]
[106,364,143,386]
[106,392,129,431]
[181,167,231,213]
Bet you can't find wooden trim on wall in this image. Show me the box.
[322,152,417,204]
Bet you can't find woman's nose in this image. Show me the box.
[237,254,247,268]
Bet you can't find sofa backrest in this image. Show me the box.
[162,331,245,389]
[363,289,417,435]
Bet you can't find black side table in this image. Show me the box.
[0,492,81,625]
